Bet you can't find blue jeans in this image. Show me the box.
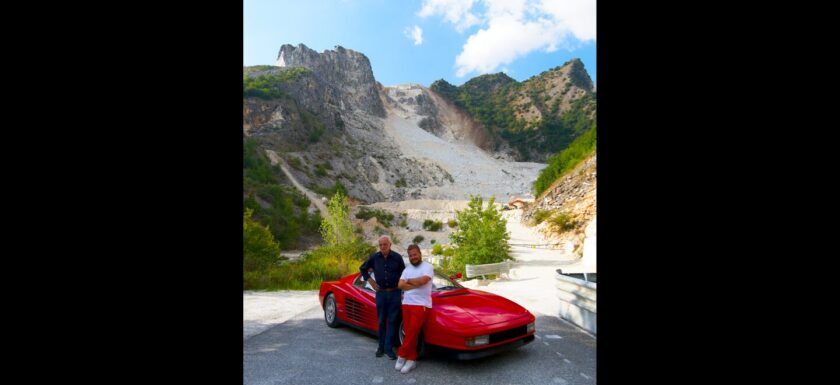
[375,290,402,352]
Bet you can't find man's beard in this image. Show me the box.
[410,258,422,266]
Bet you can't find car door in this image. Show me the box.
[348,274,379,331]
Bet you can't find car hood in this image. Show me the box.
[433,289,531,326]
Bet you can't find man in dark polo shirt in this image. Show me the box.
[359,235,405,359]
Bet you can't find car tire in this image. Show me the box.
[324,293,340,328]
[398,320,426,358]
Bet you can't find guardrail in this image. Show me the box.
[465,261,512,279]
[508,243,565,250]
[555,272,597,335]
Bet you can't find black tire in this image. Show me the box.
[324,293,339,328]
[398,320,426,358]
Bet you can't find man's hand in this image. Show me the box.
[369,280,380,291]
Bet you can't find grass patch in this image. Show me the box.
[533,124,596,196]
[244,241,375,290]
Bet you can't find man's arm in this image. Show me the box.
[361,255,381,291]
[398,275,431,290]
[398,269,411,290]
[406,276,432,286]
[359,255,373,281]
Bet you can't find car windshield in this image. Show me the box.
[354,271,463,291]
[431,272,463,291]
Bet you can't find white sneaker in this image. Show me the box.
[395,357,406,371]
[400,360,416,374]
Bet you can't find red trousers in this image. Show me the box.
[397,304,428,360]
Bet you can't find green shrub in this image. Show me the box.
[547,212,576,233]
[442,195,512,278]
[423,219,443,231]
[242,67,309,100]
[447,219,458,228]
[286,156,303,170]
[243,208,281,272]
[431,244,443,255]
[532,209,553,225]
[315,164,328,177]
[430,239,436,244]
[311,181,347,199]
[413,235,425,244]
[356,207,394,226]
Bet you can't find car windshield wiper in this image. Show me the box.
[435,286,460,291]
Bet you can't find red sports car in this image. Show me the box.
[318,271,536,360]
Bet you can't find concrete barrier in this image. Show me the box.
[555,272,597,335]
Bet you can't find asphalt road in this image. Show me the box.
[244,306,596,385]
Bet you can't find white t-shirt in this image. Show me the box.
[400,261,434,308]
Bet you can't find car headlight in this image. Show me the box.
[526,322,535,333]
[465,334,490,347]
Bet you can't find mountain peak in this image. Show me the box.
[563,59,593,92]
[274,43,385,117]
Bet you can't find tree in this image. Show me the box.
[244,208,280,272]
[320,191,354,247]
[445,195,512,275]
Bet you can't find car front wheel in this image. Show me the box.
[324,293,339,328]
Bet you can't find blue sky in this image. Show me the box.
[244,0,596,87]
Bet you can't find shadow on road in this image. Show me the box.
[245,309,595,385]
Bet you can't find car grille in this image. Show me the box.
[489,325,528,344]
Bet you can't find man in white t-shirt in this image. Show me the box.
[395,244,433,374]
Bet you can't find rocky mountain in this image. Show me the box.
[275,44,385,118]
[429,59,596,162]
[244,43,597,253]
[244,43,545,205]
[521,153,596,257]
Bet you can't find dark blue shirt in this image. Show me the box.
[359,250,405,290]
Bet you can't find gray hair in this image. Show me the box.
[378,236,391,245]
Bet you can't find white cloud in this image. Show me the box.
[418,0,480,32]
[538,0,596,42]
[404,25,424,45]
[418,0,596,77]
[455,15,567,76]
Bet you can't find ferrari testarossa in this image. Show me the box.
[319,271,535,359]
